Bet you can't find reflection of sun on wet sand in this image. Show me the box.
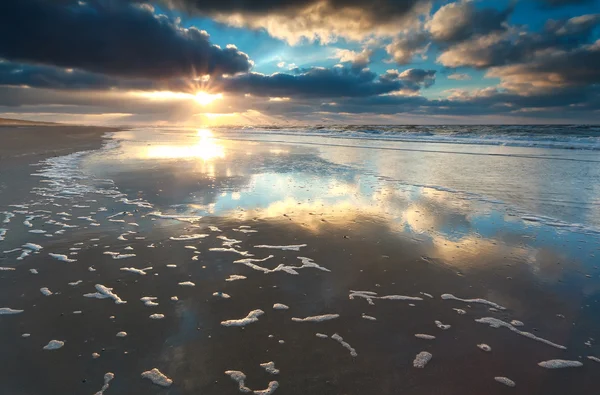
[1,125,599,395]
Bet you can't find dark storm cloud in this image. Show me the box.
[217,67,436,98]
[0,0,252,80]
[162,0,427,22]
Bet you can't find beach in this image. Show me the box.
[1,125,599,395]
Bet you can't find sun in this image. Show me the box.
[195,91,223,106]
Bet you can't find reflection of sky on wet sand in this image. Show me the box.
[85,128,600,287]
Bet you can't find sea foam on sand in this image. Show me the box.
[94,372,115,395]
[0,308,24,315]
[84,284,127,304]
[494,377,515,387]
[43,340,64,350]
[475,317,565,349]
[221,309,264,327]
[538,359,583,369]
[141,368,172,387]
[292,314,339,323]
[413,351,432,368]
[441,294,506,310]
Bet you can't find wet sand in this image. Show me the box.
[0,128,599,394]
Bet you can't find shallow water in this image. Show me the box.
[0,127,599,394]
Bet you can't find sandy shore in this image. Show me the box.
[0,128,599,394]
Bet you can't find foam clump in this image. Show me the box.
[273,303,289,310]
[0,308,24,315]
[588,356,600,363]
[116,331,127,337]
[510,320,524,327]
[141,368,172,387]
[415,334,436,340]
[413,351,432,368]
[291,314,339,323]
[222,309,264,327]
[538,359,583,369]
[441,294,506,310]
[316,333,328,338]
[224,370,251,392]
[179,281,196,287]
[477,344,492,352]
[40,287,53,296]
[254,381,279,395]
[226,275,247,282]
[149,314,165,320]
[169,234,209,241]
[435,320,451,330]
[43,340,65,350]
[49,253,76,262]
[331,333,357,357]
[84,284,127,304]
[255,244,307,251]
[494,377,515,387]
[94,372,115,395]
[23,243,43,251]
[213,292,231,299]
[120,267,152,275]
[362,314,377,321]
[475,317,565,350]
[349,290,422,305]
[210,248,254,257]
[260,361,280,375]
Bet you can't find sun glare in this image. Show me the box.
[195,91,223,106]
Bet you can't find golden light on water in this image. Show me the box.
[144,129,225,161]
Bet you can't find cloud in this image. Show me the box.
[385,32,430,65]
[162,0,432,44]
[217,66,435,98]
[537,0,594,8]
[0,0,252,79]
[447,73,471,80]
[332,48,373,67]
[436,13,600,69]
[426,1,513,43]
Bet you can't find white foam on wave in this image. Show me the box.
[331,333,357,357]
[120,267,152,275]
[349,290,422,305]
[84,284,127,304]
[234,255,274,272]
[362,314,376,321]
[413,351,432,368]
[141,297,158,307]
[441,294,506,310]
[538,359,582,368]
[510,320,524,327]
[255,244,307,251]
[217,235,242,247]
[435,320,451,330]
[209,226,222,232]
[0,307,23,315]
[69,280,83,286]
[453,308,467,315]
[94,372,115,395]
[43,340,64,350]
[475,317,565,349]
[40,287,53,296]
[28,229,46,234]
[179,281,196,287]
[292,314,339,323]
[150,313,165,320]
[17,250,31,260]
[494,377,515,387]
[221,309,264,327]
[0,228,6,241]
[213,292,231,299]
[22,243,44,251]
[103,251,136,260]
[0,267,15,271]
[260,361,280,375]
[141,368,172,387]
[415,334,436,340]
[254,381,279,395]
[149,212,203,223]
[49,253,76,262]
[588,356,600,363]
[226,274,247,281]
[273,303,289,310]
[224,370,251,392]
[234,228,257,233]
[169,234,209,241]
[210,248,254,256]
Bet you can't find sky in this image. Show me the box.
[0,0,599,125]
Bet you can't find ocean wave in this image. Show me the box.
[213,125,600,151]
